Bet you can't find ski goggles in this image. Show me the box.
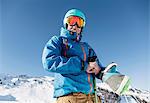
[66,16,85,28]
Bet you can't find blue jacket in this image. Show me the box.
[42,27,103,98]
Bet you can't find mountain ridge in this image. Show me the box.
[0,74,149,103]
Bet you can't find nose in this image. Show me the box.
[72,25,77,30]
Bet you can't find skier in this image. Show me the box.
[42,8,104,103]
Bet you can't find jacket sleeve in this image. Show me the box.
[86,43,105,79]
[42,36,85,74]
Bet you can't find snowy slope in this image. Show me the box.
[0,74,149,103]
[0,74,55,103]
[97,83,150,103]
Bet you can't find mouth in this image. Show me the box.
[70,29,77,33]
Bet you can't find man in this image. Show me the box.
[42,9,103,103]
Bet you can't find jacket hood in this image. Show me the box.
[60,27,82,42]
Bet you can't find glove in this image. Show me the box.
[86,61,101,75]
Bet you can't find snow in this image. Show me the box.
[0,74,149,103]
[0,74,56,103]
[0,95,16,101]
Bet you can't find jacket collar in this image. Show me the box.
[60,27,82,42]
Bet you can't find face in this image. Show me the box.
[67,24,82,35]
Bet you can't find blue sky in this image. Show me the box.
[0,0,149,90]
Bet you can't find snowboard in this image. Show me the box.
[102,62,131,95]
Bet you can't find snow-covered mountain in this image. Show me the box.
[97,83,150,103]
[0,74,55,103]
[0,74,149,103]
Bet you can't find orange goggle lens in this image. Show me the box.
[66,16,84,28]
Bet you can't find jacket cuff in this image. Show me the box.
[95,70,104,80]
